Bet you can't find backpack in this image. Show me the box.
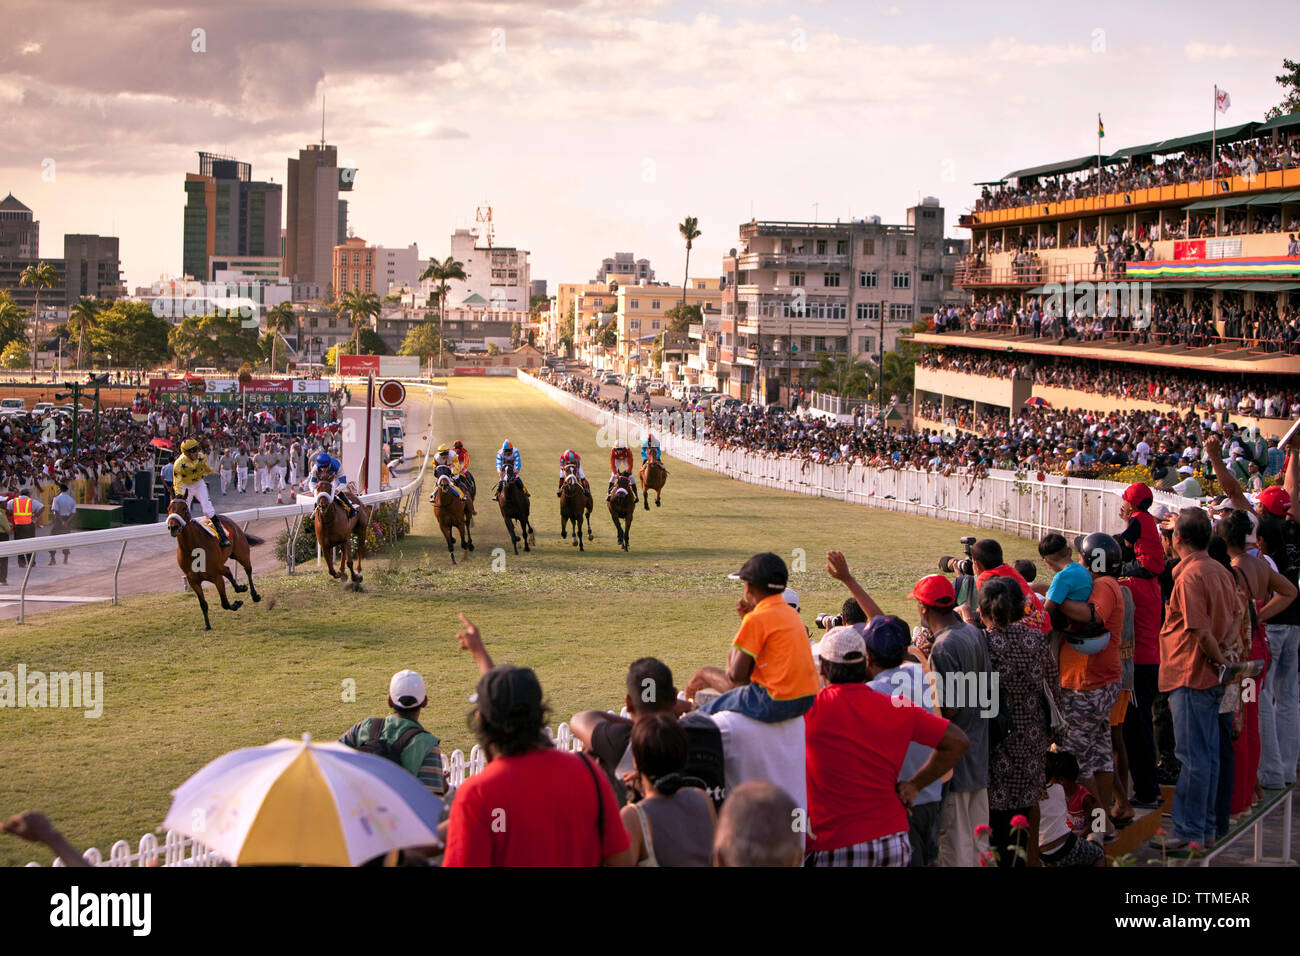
[354,717,424,767]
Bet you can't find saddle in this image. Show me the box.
[194,516,220,538]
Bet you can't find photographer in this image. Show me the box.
[956,538,1050,634]
[813,597,868,632]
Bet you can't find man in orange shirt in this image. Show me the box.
[1156,508,1237,852]
[686,552,820,723]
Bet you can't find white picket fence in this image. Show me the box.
[523,371,1197,540]
[29,719,601,867]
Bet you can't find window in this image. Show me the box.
[790,272,805,287]
[891,272,911,289]
[858,335,875,354]
[890,304,913,322]
[630,299,639,309]
[922,273,934,283]
[651,320,660,330]
[630,319,640,329]
[896,241,907,256]
[836,240,848,255]
[814,336,826,353]
[816,240,827,255]
[651,299,661,309]
[922,241,936,251]
[696,280,706,288]
[835,336,847,352]
[922,210,936,219]
[823,272,840,287]
[800,336,812,353]
[856,302,881,320]
[859,270,878,288]
[862,239,875,255]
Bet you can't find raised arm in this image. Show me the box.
[456,613,496,676]
[825,550,886,619]
[1205,434,1250,512]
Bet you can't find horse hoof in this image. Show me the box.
[229,600,243,612]
[252,593,262,603]
[656,499,661,507]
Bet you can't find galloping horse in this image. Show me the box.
[313,486,371,587]
[432,473,474,563]
[607,473,636,551]
[496,463,535,554]
[167,500,262,630]
[639,456,669,511]
[559,470,592,550]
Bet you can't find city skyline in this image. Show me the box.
[0,0,1295,291]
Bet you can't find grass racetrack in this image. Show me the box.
[1,376,1039,865]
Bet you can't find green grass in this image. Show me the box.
[0,377,1037,866]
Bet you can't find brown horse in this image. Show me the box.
[166,500,262,630]
[559,471,591,550]
[639,456,668,510]
[496,464,535,554]
[607,473,636,551]
[432,473,473,563]
[313,486,371,588]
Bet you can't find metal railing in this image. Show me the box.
[1,380,437,623]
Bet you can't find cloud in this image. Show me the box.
[1184,42,1267,60]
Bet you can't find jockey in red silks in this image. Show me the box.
[558,448,590,498]
[608,439,638,503]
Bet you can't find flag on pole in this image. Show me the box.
[1215,86,1231,113]
[1098,114,1105,138]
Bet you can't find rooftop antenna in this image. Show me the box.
[475,201,494,248]
[320,93,326,148]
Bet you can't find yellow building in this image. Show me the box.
[614,278,723,376]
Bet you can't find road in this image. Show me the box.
[0,388,433,620]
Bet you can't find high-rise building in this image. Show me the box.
[332,237,375,296]
[442,225,531,312]
[182,152,281,280]
[285,143,356,290]
[63,234,123,305]
[0,193,39,259]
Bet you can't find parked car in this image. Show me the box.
[0,398,26,414]
[32,402,54,416]
[602,372,620,386]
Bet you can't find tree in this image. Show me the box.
[487,342,501,355]
[678,216,701,307]
[264,302,295,372]
[1,340,29,369]
[19,261,59,346]
[89,301,171,370]
[558,304,575,354]
[814,351,873,398]
[510,322,522,348]
[166,312,261,369]
[529,292,549,316]
[664,302,702,336]
[398,321,443,364]
[325,343,343,370]
[1266,58,1300,119]
[418,255,467,367]
[0,291,28,351]
[68,297,100,369]
[357,327,389,355]
[338,290,380,354]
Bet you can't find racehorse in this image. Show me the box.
[432,473,474,563]
[559,470,592,550]
[496,463,535,554]
[313,485,371,588]
[166,500,262,630]
[607,473,636,551]
[639,456,669,511]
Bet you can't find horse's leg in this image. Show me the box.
[223,565,248,593]
[502,510,519,554]
[323,539,339,578]
[188,577,212,630]
[212,568,243,612]
[351,520,366,582]
[239,546,261,603]
[609,506,623,547]
[443,520,456,564]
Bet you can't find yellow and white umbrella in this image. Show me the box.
[162,733,441,866]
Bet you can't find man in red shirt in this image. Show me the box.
[442,615,631,867]
[804,625,969,867]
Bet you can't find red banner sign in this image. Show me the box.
[454,367,487,375]
[339,355,381,375]
[1174,240,1206,260]
[240,379,293,393]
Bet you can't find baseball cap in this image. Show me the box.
[474,664,544,725]
[909,573,956,609]
[812,625,866,663]
[781,587,800,609]
[1150,503,1173,522]
[1121,481,1153,507]
[1258,485,1291,518]
[862,616,911,660]
[1177,465,1194,476]
[728,552,789,592]
[388,669,427,709]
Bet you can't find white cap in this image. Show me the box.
[782,587,800,609]
[1178,465,1194,475]
[388,669,427,709]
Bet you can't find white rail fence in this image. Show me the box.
[520,370,1197,540]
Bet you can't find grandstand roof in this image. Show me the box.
[1149,121,1257,155]
[1003,155,1123,181]
[1257,111,1300,133]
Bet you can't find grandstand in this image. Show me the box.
[914,109,1300,438]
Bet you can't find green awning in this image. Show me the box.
[1149,121,1257,154]
[1110,141,1165,159]
[1003,155,1122,181]
[1184,195,1254,211]
[1247,190,1300,205]
[1206,281,1300,292]
[1257,111,1300,133]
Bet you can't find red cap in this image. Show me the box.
[1122,482,1153,507]
[909,574,957,609]
[1258,485,1291,518]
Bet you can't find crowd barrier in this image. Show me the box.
[517,370,1199,540]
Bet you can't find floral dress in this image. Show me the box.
[985,621,1057,811]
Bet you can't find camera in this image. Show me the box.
[937,536,977,576]
[815,613,845,630]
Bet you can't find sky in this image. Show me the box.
[0,0,1296,293]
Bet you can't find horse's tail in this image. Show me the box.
[244,533,265,546]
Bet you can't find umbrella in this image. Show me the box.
[149,437,174,449]
[1024,397,1049,406]
[162,734,441,866]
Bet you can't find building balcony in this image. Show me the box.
[737,252,850,270]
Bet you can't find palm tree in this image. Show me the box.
[0,290,27,346]
[418,256,467,367]
[67,297,100,369]
[814,351,873,399]
[678,216,701,307]
[19,261,59,349]
[339,290,380,354]
[265,302,294,371]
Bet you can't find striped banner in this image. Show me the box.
[1125,256,1300,280]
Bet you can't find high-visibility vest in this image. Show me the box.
[13,496,34,525]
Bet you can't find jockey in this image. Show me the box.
[173,438,231,548]
[641,432,662,462]
[452,439,471,475]
[309,451,357,518]
[608,439,638,502]
[557,448,589,497]
[432,445,466,500]
[496,439,527,496]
